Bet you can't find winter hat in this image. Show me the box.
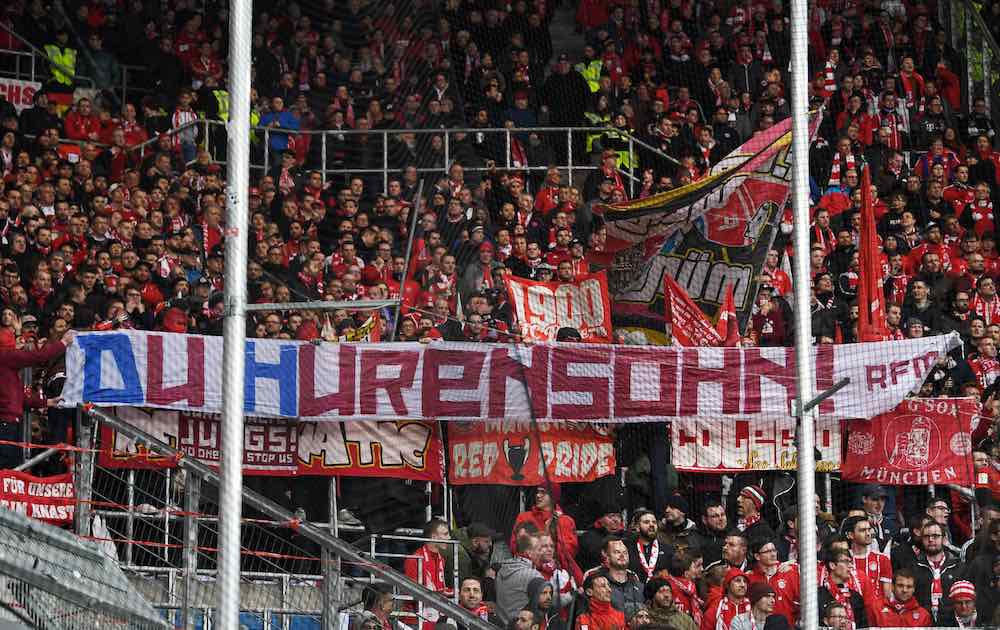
[644,576,672,602]
[949,581,976,602]
[665,494,690,515]
[740,485,766,510]
[749,582,775,607]
[722,568,748,593]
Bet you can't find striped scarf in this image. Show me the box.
[824,60,837,97]
[828,151,855,188]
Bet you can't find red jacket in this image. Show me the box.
[865,596,932,628]
[0,341,66,421]
[64,111,101,141]
[512,506,583,583]
[575,598,625,630]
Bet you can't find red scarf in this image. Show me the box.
[667,575,703,625]
[823,573,857,628]
[828,152,855,188]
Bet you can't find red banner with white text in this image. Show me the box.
[841,398,977,485]
[99,407,444,481]
[505,272,613,342]
[0,471,75,523]
[447,421,616,485]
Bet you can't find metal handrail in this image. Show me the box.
[0,47,38,83]
[155,119,676,196]
[0,20,94,89]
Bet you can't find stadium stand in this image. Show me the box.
[1,0,1000,627]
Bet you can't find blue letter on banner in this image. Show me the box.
[244,342,298,416]
[79,334,145,403]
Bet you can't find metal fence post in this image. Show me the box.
[383,130,389,193]
[126,468,135,566]
[444,132,450,171]
[19,368,31,464]
[566,129,574,187]
[182,474,202,630]
[74,407,95,537]
[322,477,340,630]
[264,128,270,173]
[321,132,328,186]
[505,129,511,170]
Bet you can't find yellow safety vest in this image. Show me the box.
[212,89,230,121]
[43,45,77,86]
[249,109,261,144]
[605,128,638,168]
[574,60,603,93]
[584,111,611,153]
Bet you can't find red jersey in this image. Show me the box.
[852,549,892,599]
[970,356,1000,390]
[403,546,451,630]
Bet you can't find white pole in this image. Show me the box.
[789,1,818,629]
[218,0,252,623]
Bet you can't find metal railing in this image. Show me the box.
[144,119,677,197]
[0,47,39,83]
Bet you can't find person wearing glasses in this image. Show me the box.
[913,520,965,623]
[748,540,798,626]
[817,551,866,629]
[820,602,851,630]
[926,497,963,556]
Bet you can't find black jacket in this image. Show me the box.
[817,583,867,628]
[913,552,965,623]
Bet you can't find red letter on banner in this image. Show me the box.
[815,344,836,414]
[741,348,796,415]
[679,348,740,415]
[550,346,610,419]
[299,345,356,417]
[359,350,419,416]
[422,348,485,417]
[614,348,678,417]
[147,335,205,406]
[487,346,549,419]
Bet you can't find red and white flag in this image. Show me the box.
[664,274,723,346]
[842,398,977,485]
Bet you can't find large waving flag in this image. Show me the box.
[594,111,822,338]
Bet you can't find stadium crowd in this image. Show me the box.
[2,0,1000,627]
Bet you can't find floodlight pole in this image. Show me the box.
[789,0,819,628]
[218,0,253,623]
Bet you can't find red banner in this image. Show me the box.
[842,398,977,485]
[100,408,444,481]
[505,272,613,342]
[447,421,616,485]
[0,471,75,523]
[664,273,723,346]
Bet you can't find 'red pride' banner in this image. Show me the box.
[505,272,613,342]
[0,471,75,523]
[100,407,444,481]
[447,421,616,485]
[842,398,977,485]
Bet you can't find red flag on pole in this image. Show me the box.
[716,283,741,346]
[664,274,724,346]
[858,164,890,342]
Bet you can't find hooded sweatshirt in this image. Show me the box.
[866,595,932,628]
[496,556,544,624]
[576,597,626,630]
